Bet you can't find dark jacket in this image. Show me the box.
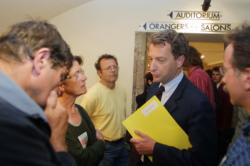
[66,104,105,166]
[146,76,217,166]
[0,97,76,166]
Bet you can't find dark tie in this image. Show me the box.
[155,86,165,100]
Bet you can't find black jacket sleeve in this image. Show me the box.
[0,102,76,166]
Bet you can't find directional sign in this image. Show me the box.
[138,22,236,34]
[167,11,222,21]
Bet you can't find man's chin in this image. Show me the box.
[39,101,47,110]
[40,105,46,110]
[33,97,46,110]
[153,77,160,83]
[37,98,47,110]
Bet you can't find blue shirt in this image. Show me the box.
[0,70,47,121]
[220,118,250,166]
[160,71,183,104]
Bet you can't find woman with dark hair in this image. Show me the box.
[58,56,105,166]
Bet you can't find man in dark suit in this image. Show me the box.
[130,30,217,166]
[0,20,76,165]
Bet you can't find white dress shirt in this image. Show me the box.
[160,71,184,105]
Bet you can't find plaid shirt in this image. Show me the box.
[220,118,250,166]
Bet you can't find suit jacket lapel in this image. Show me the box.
[164,76,188,114]
[146,76,188,114]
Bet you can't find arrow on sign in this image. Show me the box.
[143,23,147,30]
[168,12,173,19]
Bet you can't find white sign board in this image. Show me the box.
[138,22,237,34]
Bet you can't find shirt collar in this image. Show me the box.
[160,71,184,92]
[0,71,47,121]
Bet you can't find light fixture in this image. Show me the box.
[202,0,211,12]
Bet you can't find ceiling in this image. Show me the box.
[0,0,92,33]
[0,0,249,34]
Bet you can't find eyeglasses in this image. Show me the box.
[66,69,85,80]
[102,65,119,71]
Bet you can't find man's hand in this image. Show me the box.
[96,129,104,141]
[44,90,68,152]
[130,130,156,155]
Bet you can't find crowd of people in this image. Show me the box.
[0,19,250,166]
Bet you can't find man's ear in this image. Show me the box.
[32,48,50,76]
[243,68,250,91]
[57,84,65,97]
[97,70,102,77]
[176,55,185,68]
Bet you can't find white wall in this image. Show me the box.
[50,0,250,110]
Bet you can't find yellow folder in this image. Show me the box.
[123,96,192,159]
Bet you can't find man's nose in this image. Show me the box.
[150,60,156,71]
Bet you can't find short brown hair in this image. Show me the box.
[149,30,189,59]
[0,35,31,63]
[0,20,73,69]
[73,55,83,65]
[184,46,203,69]
[226,23,250,71]
[94,54,118,70]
